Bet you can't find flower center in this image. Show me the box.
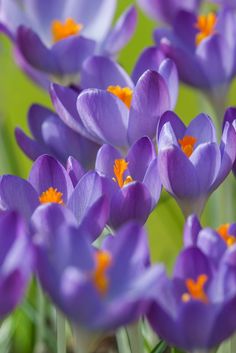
[39,187,64,205]
[107,86,133,109]
[92,251,112,296]
[182,274,209,303]
[217,224,236,247]
[195,13,217,46]
[51,18,83,43]
[112,159,133,188]
[178,135,197,157]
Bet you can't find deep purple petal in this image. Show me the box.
[128,70,170,144]
[77,89,129,147]
[66,157,85,187]
[157,111,186,143]
[29,155,74,203]
[15,127,47,161]
[81,56,134,90]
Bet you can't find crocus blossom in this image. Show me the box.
[0,210,33,319]
[0,1,137,87]
[154,7,236,102]
[95,136,161,229]
[0,155,108,241]
[223,106,236,176]
[15,104,99,169]
[137,0,202,24]
[148,246,236,352]
[34,212,164,331]
[157,111,236,217]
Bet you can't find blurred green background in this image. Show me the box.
[0,2,235,351]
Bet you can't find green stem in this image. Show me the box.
[126,321,144,353]
[34,280,45,353]
[57,311,66,353]
[73,326,100,353]
[116,328,130,353]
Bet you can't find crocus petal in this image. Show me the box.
[143,158,162,209]
[183,214,202,247]
[223,107,236,128]
[190,143,221,193]
[51,36,96,75]
[29,155,74,203]
[132,46,166,84]
[95,144,122,179]
[174,247,212,280]
[77,89,129,147]
[126,137,156,181]
[81,56,134,90]
[0,176,38,220]
[67,157,85,187]
[185,114,217,146]
[157,111,186,143]
[28,105,56,142]
[158,145,199,199]
[128,70,170,144]
[101,6,137,56]
[15,127,47,161]
[0,0,30,38]
[158,59,179,109]
[197,228,227,265]
[109,182,152,229]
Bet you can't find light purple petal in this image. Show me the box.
[158,59,179,110]
[66,157,85,187]
[183,214,202,247]
[15,127,47,161]
[143,158,162,209]
[157,111,186,143]
[95,144,122,179]
[186,114,217,146]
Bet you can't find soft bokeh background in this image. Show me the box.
[0,2,236,351]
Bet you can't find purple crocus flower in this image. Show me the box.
[157,111,236,217]
[15,104,99,169]
[184,214,236,267]
[51,54,178,148]
[33,208,164,331]
[0,155,108,241]
[137,0,202,24]
[95,136,161,229]
[0,210,33,319]
[223,106,236,176]
[154,7,236,103]
[0,1,137,88]
[148,246,236,352]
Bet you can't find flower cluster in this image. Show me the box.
[1,0,236,353]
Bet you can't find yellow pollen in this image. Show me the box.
[217,224,236,247]
[182,274,209,304]
[195,12,217,46]
[178,135,197,158]
[112,159,133,188]
[39,187,64,205]
[107,86,133,109]
[51,18,83,43]
[92,251,112,296]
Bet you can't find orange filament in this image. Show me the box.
[39,187,64,205]
[195,13,217,46]
[92,251,112,296]
[113,159,133,188]
[217,224,236,247]
[51,18,83,43]
[178,135,197,157]
[182,274,209,303]
[107,86,133,109]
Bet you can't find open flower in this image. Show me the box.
[51,54,178,148]
[95,136,161,229]
[15,104,99,169]
[34,212,163,331]
[148,246,236,352]
[0,155,108,241]
[0,1,137,87]
[137,0,202,24]
[0,211,33,319]
[154,7,236,102]
[157,111,236,217]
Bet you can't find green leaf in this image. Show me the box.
[150,340,168,353]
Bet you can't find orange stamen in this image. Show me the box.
[107,86,133,109]
[217,224,236,247]
[195,12,217,46]
[92,251,112,296]
[51,18,83,43]
[39,187,64,205]
[182,274,209,303]
[178,136,197,157]
[112,159,133,188]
